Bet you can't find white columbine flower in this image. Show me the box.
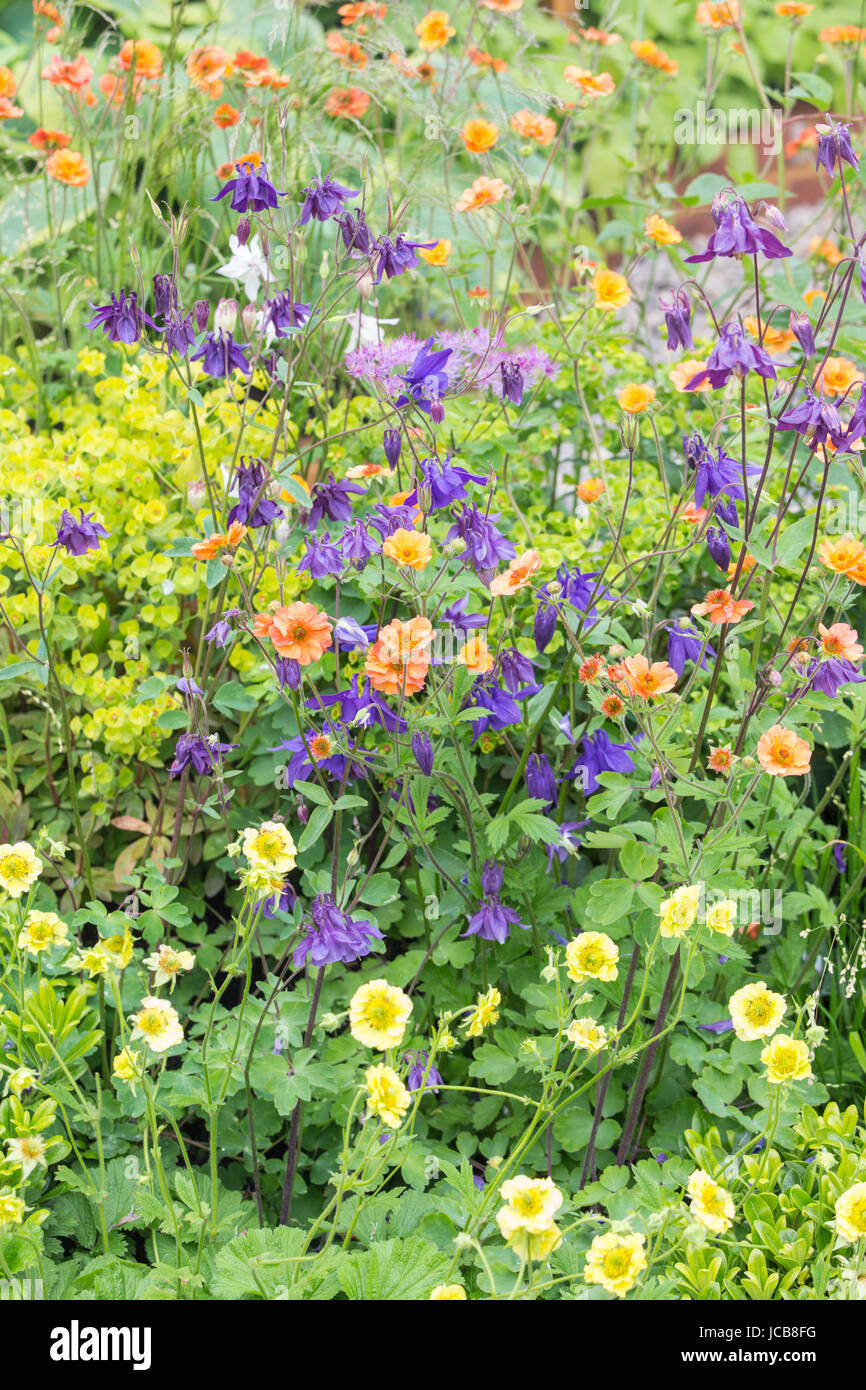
[216,234,271,300]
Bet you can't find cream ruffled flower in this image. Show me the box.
[728,981,786,1041]
[130,996,184,1054]
[835,1182,866,1242]
[349,979,412,1050]
[365,1063,411,1128]
[687,1169,735,1233]
[584,1230,647,1296]
[760,1033,812,1084]
[565,931,619,982]
[0,841,42,898]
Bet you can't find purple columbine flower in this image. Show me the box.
[666,621,713,677]
[394,338,453,415]
[466,675,522,739]
[211,158,284,213]
[337,208,373,255]
[816,117,859,178]
[334,617,372,651]
[442,596,487,633]
[308,474,364,526]
[534,598,558,653]
[546,820,588,870]
[570,729,635,796]
[555,565,612,623]
[292,893,383,968]
[54,508,110,556]
[412,731,434,776]
[383,428,402,469]
[789,312,815,358]
[777,388,843,451]
[500,361,524,405]
[686,321,776,391]
[660,290,694,352]
[296,532,344,580]
[406,1050,443,1093]
[297,176,359,225]
[340,520,381,570]
[526,752,557,807]
[169,732,234,777]
[707,526,731,572]
[190,330,251,377]
[833,844,847,874]
[686,195,791,263]
[152,273,177,318]
[805,656,866,699]
[204,612,238,648]
[684,431,758,508]
[162,310,196,356]
[698,1020,735,1034]
[313,674,407,734]
[86,289,157,344]
[446,503,515,573]
[481,860,503,896]
[372,233,438,284]
[463,894,528,945]
[261,880,296,919]
[193,300,210,332]
[368,501,420,538]
[264,293,313,336]
[228,458,283,528]
[275,657,302,691]
[407,455,488,511]
[176,676,204,698]
[496,648,540,698]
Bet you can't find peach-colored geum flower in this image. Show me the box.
[46,149,90,185]
[325,86,370,117]
[29,127,71,150]
[816,356,863,397]
[756,725,812,778]
[258,602,333,666]
[819,622,863,662]
[510,109,557,145]
[616,654,677,700]
[696,1,740,27]
[707,745,734,776]
[691,588,755,624]
[455,176,508,212]
[564,67,615,97]
[489,549,541,597]
[365,617,433,696]
[415,10,455,51]
[481,0,522,9]
[630,39,678,73]
[670,359,712,392]
[418,239,451,266]
[461,117,499,153]
[42,54,93,91]
[186,46,233,97]
[743,316,794,354]
[0,95,23,118]
[577,477,605,502]
[382,528,432,570]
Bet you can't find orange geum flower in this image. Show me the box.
[418,239,452,266]
[326,33,368,67]
[28,127,71,150]
[233,50,269,72]
[45,149,90,186]
[645,213,681,245]
[819,622,863,662]
[467,47,507,71]
[679,502,709,525]
[382,528,432,570]
[743,316,794,354]
[213,103,241,127]
[307,733,336,762]
[458,635,494,673]
[0,66,17,99]
[756,725,811,778]
[42,54,93,91]
[616,654,677,700]
[191,520,247,562]
[455,176,508,212]
[815,356,863,397]
[415,11,456,51]
[481,0,522,9]
[820,25,866,44]
[365,616,433,696]
[563,67,615,97]
[469,286,489,298]
[809,237,843,266]
[0,95,23,118]
[726,552,756,581]
[601,694,624,719]
[264,602,334,665]
[346,462,386,479]
[775,1,813,12]
[618,383,655,414]
[592,267,631,309]
[707,745,734,776]
[510,109,557,145]
[691,588,755,625]
[461,117,499,153]
[186,46,233,96]
[577,477,606,502]
[119,39,162,78]
[579,654,604,682]
[572,26,622,44]
[630,39,678,73]
[325,86,370,117]
[489,548,541,597]
[818,534,866,582]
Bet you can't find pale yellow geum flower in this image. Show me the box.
[241,821,297,873]
[130,996,184,1054]
[365,1063,411,1128]
[760,1034,812,1084]
[143,943,195,989]
[835,1182,866,1242]
[567,1017,608,1054]
[584,1230,647,1296]
[349,979,412,1049]
[6,1134,48,1179]
[0,841,42,898]
[687,1169,735,1234]
[17,910,68,956]
[497,1175,563,1235]
[465,987,501,1037]
[728,981,786,1041]
[565,931,619,982]
[659,883,701,938]
[705,897,738,936]
[430,1284,467,1300]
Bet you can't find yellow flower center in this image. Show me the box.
[138,1009,168,1037]
[1,854,28,879]
[745,997,772,1023]
[602,1248,631,1277]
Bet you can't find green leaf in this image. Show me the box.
[338,1237,451,1301]
[297,803,334,854]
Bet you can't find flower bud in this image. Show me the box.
[214,298,239,334]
